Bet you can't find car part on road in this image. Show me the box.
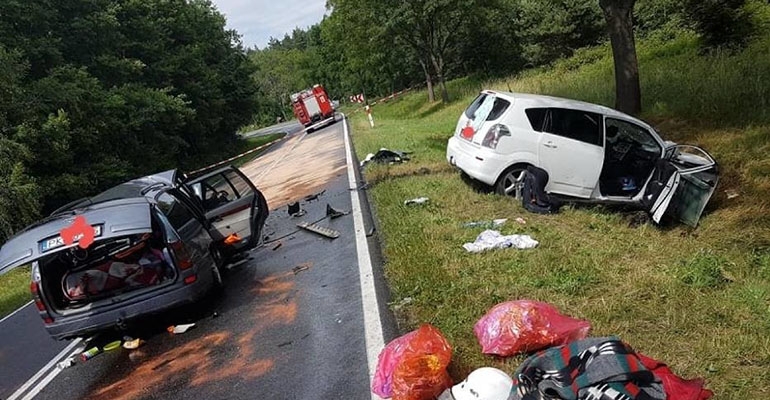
[404,197,429,206]
[304,190,326,202]
[326,204,349,219]
[438,368,512,400]
[462,230,538,253]
[292,263,311,275]
[296,221,340,239]
[271,241,283,251]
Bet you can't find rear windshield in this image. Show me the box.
[464,94,510,122]
[464,94,488,119]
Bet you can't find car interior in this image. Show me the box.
[599,118,662,197]
[40,220,175,311]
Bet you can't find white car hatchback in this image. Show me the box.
[446,91,719,226]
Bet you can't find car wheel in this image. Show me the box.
[210,246,224,291]
[495,166,527,199]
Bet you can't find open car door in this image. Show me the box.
[646,145,718,227]
[184,166,268,250]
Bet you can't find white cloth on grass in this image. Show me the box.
[462,230,539,253]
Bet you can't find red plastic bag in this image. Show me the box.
[638,353,714,400]
[473,300,590,356]
[391,324,453,400]
[372,330,418,398]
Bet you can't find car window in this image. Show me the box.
[155,192,198,232]
[464,93,488,119]
[605,118,661,157]
[525,108,548,131]
[546,108,603,146]
[486,98,511,121]
[223,169,254,198]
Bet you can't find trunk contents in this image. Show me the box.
[41,231,176,310]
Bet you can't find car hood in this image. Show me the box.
[0,200,153,275]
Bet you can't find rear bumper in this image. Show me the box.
[446,136,507,186]
[44,271,214,340]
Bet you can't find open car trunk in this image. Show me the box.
[38,220,178,315]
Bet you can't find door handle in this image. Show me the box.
[543,141,557,149]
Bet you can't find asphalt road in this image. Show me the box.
[1,118,395,400]
[240,120,303,139]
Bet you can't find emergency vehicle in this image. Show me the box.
[290,85,335,128]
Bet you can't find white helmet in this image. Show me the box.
[438,367,513,400]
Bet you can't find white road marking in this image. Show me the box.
[341,113,385,400]
[7,338,82,400]
[0,300,33,325]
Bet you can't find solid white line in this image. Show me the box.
[7,338,82,400]
[0,301,34,325]
[341,113,385,400]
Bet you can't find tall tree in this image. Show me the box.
[599,0,641,115]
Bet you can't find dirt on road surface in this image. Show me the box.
[239,124,347,210]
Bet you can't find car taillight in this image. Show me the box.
[30,277,53,323]
[481,124,511,149]
[169,240,194,270]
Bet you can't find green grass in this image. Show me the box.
[0,266,31,318]
[351,33,770,398]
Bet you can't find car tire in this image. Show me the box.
[495,165,528,199]
[210,246,224,292]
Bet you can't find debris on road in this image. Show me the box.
[515,217,527,225]
[272,241,283,251]
[462,219,507,229]
[474,300,591,356]
[58,357,76,370]
[288,202,307,217]
[80,347,103,362]
[304,190,326,202]
[360,148,411,167]
[167,323,196,334]
[103,340,122,352]
[122,337,144,350]
[726,190,740,199]
[326,203,349,219]
[462,230,539,253]
[404,197,429,206]
[292,262,311,275]
[297,221,340,239]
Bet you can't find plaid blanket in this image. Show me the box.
[509,337,665,400]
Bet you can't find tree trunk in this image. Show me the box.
[431,53,450,103]
[419,58,435,103]
[599,0,641,115]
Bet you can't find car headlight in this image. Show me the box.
[481,124,510,149]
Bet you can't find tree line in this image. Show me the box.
[0,0,757,243]
[0,0,258,243]
[249,0,757,120]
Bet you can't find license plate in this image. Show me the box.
[40,225,103,252]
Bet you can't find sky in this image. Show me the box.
[211,0,329,49]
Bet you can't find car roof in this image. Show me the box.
[486,91,655,131]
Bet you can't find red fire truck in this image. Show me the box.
[290,84,335,129]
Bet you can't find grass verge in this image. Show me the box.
[351,33,770,398]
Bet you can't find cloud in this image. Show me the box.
[211,0,329,49]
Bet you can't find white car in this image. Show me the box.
[446,91,719,226]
